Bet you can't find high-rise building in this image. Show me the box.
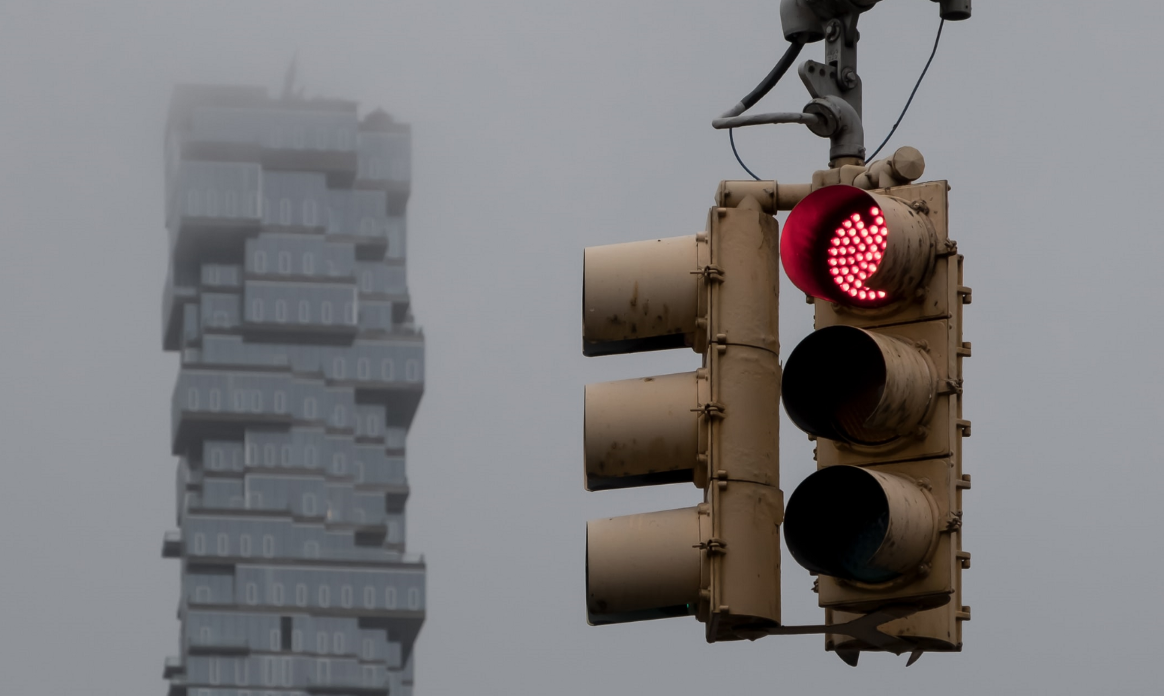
[160,83,425,696]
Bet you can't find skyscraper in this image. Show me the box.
[160,83,425,696]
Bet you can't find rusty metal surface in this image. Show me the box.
[584,372,700,491]
[582,235,702,357]
[586,506,708,625]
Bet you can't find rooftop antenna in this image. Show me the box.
[281,52,302,100]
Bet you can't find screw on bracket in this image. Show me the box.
[692,402,726,420]
[691,264,725,283]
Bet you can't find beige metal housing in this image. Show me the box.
[586,507,708,625]
[583,235,707,357]
[584,371,703,490]
[582,184,783,642]
[788,180,970,658]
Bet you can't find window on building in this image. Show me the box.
[317,632,328,654]
[363,587,375,609]
[385,587,397,609]
[295,584,307,606]
[246,583,258,605]
[302,495,317,516]
[279,198,292,225]
[239,535,252,557]
[275,300,287,323]
[298,300,309,323]
[408,587,421,609]
[280,617,293,651]
[253,251,267,274]
[318,586,331,608]
[271,583,284,606]
[303,199,317,226]
[341,586,352,608]
[321,302,333,325]
[216,534,229,556]
[193,533,206,555]
[278,251,291,274]
[303,253,315,275]
[357,358,370,381]
[263,535,275,558]
[406,359,421,382]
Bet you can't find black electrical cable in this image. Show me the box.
[738,38,806,113]
[725,38,805,181]
[866,19,945,162]
[730,129,761,181]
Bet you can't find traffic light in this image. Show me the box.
[779,181,971,663]
[582,183,783,642]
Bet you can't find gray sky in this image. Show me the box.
[1,1,1161,693]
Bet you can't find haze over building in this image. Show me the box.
[160,81,426,696]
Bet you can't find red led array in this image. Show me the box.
[826,206,889,303]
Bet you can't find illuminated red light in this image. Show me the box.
[781,186,904,309]
[820,207,892,306]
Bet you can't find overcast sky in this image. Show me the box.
[1,1,1162,693]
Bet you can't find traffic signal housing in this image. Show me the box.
[779,181,971,661]
[582,185,784,642]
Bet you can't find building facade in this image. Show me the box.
[160,84,425,696]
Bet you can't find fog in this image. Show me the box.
[1,1,1161,693]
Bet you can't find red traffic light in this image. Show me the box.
[781,185,937,307]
